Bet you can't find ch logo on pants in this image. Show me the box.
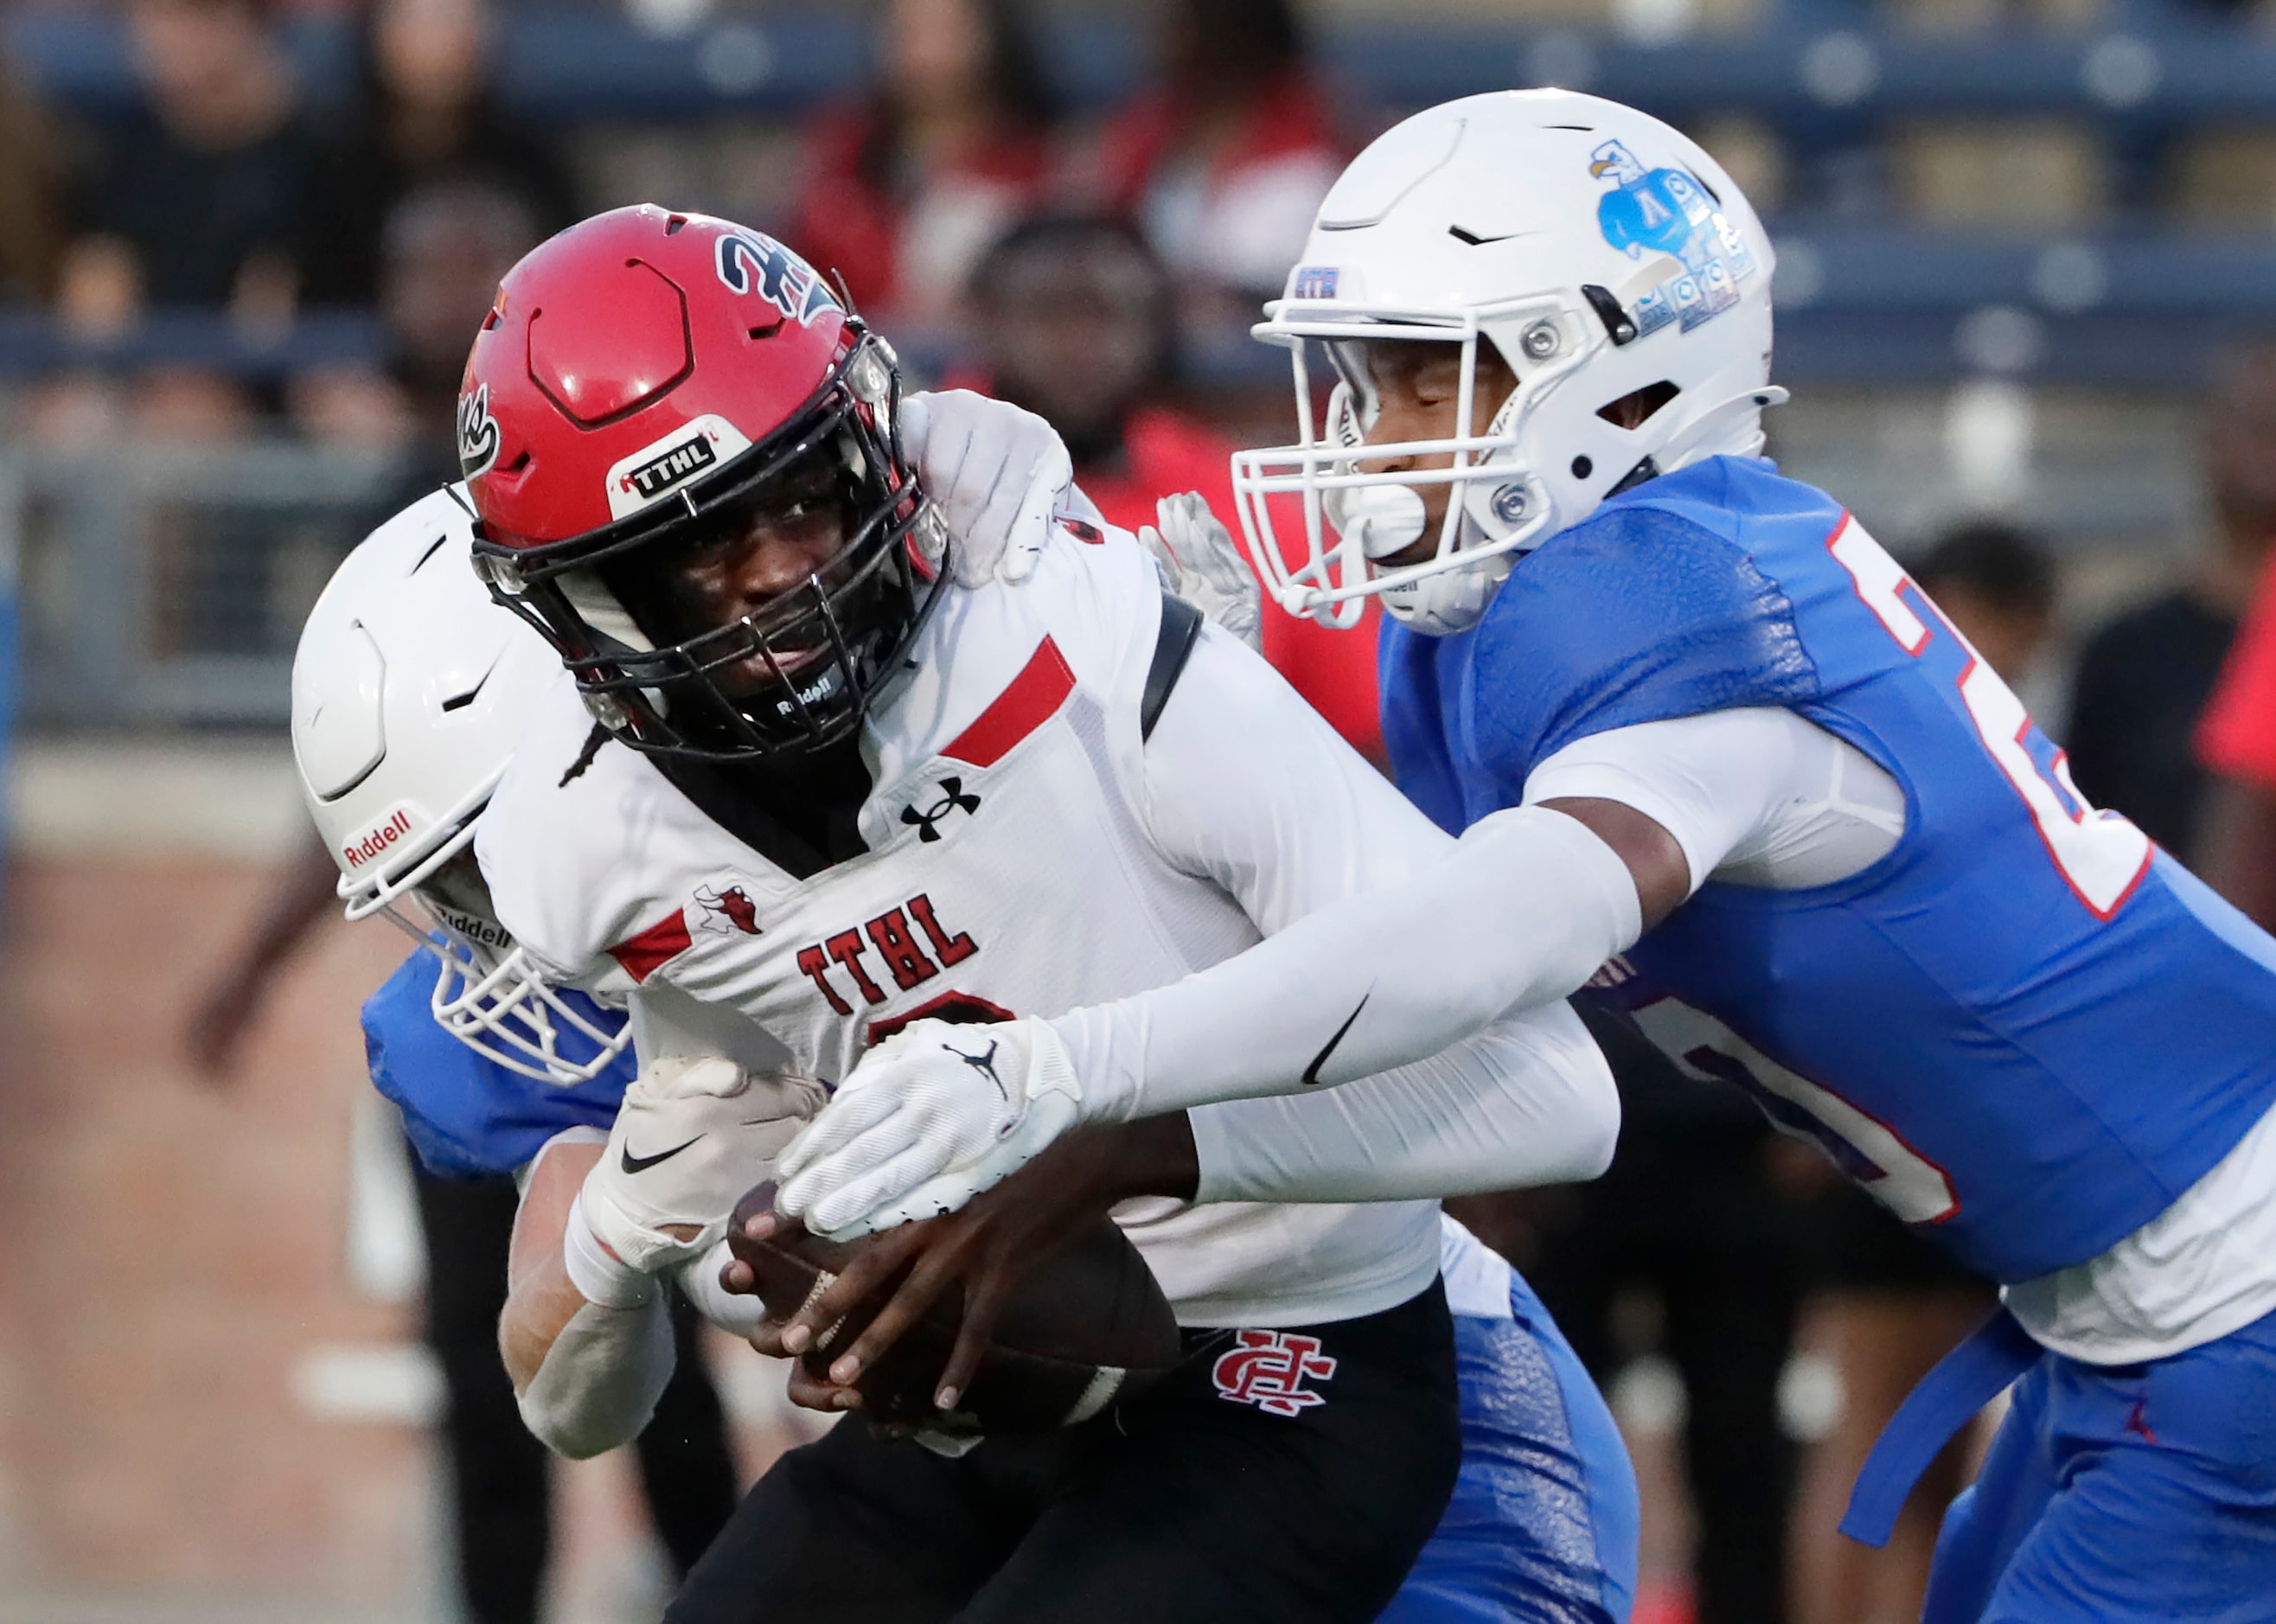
[1212,1330,1337,1417]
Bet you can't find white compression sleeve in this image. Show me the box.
[1052,802,1641,1122]
[516,1294,674,1461]
[1186,1004,1618,1204]
[1522,707,1902,894]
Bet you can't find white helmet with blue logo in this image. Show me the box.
[1231,88,1785,636]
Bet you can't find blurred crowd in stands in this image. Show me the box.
[0,0,1354,458]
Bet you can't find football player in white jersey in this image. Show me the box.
[297,476,1637,1624]
[444,205,1630,1622]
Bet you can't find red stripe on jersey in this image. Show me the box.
[608,909,692,982]
[942,637,1076,767]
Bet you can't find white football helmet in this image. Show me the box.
[1231,89,1787,636]
[292,486,632,1084]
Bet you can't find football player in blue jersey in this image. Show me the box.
[785,89,2276,1624]
[296,415,1640,1619]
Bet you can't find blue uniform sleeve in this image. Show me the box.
[361,952,633,1180]
[1467,503,1821,786]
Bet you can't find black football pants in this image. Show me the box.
[666,1283,1461,1624]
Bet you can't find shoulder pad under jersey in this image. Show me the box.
[1467,492,1820,784]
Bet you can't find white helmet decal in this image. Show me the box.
[1232,89,1786,636]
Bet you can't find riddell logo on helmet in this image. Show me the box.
[621,432,717,502]
[432,903,514,954]
[342,809,415,869]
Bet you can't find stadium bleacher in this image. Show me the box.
[10,3,2276,385]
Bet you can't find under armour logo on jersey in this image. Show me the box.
[901,777,981,842]
[694,884,763,936]
[1212,1331,1337,1417]
[944,1037,1006,1100]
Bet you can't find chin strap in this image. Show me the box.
[559,569,655,654]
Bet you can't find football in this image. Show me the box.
[727,1180,1183,1435]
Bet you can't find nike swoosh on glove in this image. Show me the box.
[898,391,1073,586]
[773,1016,1082,1238]
[581,1056,828,1276]
[1139,492,1263,651]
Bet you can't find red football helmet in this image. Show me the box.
[460,204,946,760]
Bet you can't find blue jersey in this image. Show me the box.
[1381,456,2276,1284]
[361,951,633,1179]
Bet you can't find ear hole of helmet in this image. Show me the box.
[1597,380,1681,431]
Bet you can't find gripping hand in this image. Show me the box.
[898,391,1073,587]
[773,1017,1082,1238]
[579,1057,828,1282]
[1139,492,1262,650]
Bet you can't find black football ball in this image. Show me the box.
[727,1180,1182,1435]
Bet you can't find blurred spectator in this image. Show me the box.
[1091,0,1344,313]
[42,0,329,445]
[294,176,542,464]
[299,0,577,308]
[2191,356,2276,928]
[1913,521,2057,682]
[0,50,64,305]
[59,0,324,325]
[2077,349,2276,863]
[792,0,1055,326]
[964,213,1380,756]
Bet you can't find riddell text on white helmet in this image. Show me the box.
[342,809,416,870]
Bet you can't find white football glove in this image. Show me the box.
[1140,491,1263,651]
[577,1056,828,1280]
[773,1017,1082,1238]
[898,390,1073,587]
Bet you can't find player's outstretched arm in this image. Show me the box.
[750,999,1618,1408]
[776,624,1657,1237]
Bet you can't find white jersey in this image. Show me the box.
[480,527,1455,1327]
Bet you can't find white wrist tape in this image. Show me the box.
[516,1295,674,1460]
[674,1238,768,1336]
[562,1189,659,1310]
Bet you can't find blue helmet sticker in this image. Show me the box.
[1589,140,1758,337]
